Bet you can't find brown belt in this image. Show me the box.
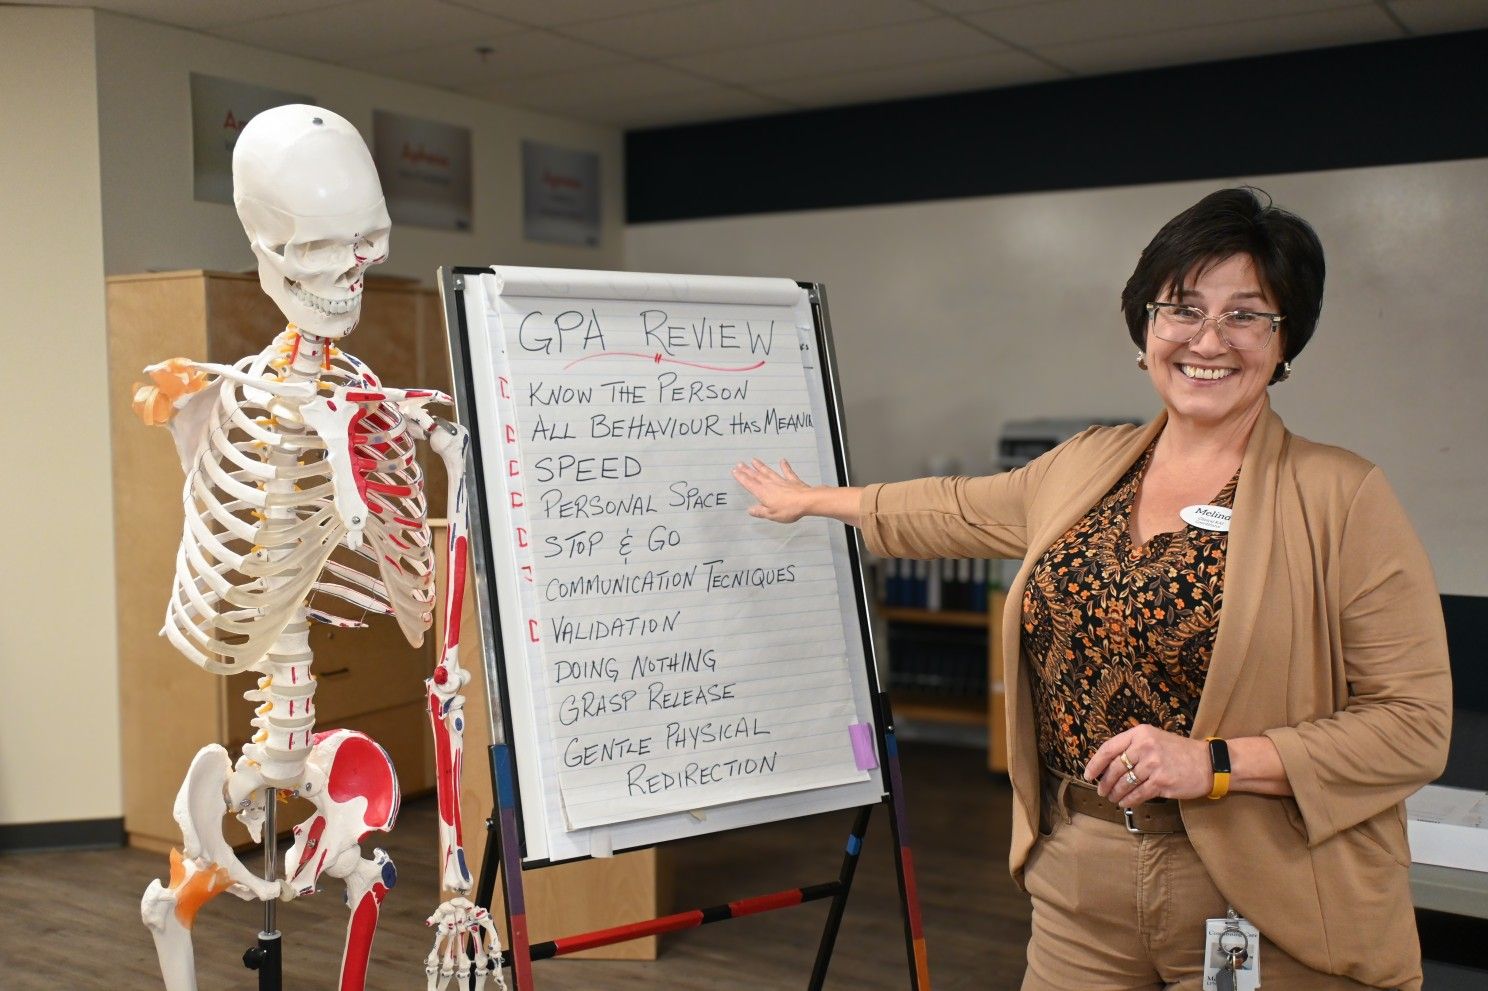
[1043,769,1186,835]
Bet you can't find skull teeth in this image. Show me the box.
[288,281,361,316]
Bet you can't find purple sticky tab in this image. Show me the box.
[849,722,878,771]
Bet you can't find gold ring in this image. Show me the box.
[1125,770,1139,785]
[1119,752,1135,772]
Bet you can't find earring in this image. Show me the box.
[1275,361,1292,383]
[1136,350,1148,371]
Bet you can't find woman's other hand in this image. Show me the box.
[1084,724,1213,806]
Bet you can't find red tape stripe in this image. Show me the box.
[551,909,705,955]
[728,889,804,917]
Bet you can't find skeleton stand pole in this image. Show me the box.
[243,790,283,991]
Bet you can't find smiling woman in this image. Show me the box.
[732,187,1451,991]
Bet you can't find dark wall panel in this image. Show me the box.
[627,30,1488,223]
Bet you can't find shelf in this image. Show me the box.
[881,606,991,628]
[876,589,1009,771]
[891,695,987,726]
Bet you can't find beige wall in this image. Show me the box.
[0,7,119,824]
[0,9,623,827]
[93,10,624,282]
[626,160,1488,597]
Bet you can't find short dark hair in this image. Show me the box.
[1120,188,1325,383]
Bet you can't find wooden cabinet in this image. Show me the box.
[881,590,1010,773]
[107,270,447,851]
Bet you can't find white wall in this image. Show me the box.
[626,160,1488,596]
[0,9,624,828]
[0,6,118,825]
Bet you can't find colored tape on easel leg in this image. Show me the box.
[494,744,516,808]
[848,722,878,770]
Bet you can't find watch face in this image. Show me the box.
[1208,738,1232,774]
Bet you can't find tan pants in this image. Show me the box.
[1020,800,1384,990]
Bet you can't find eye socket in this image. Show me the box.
[1168,305,1205,323]
[293,238,344,263]
[1225,310,1264,326]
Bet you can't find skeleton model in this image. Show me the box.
[132,105,503,990]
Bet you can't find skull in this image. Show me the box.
[232,105,390,339]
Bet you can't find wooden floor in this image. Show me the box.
[0,743,1031,989]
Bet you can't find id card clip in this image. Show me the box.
[1202,908,1260,991]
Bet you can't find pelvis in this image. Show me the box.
[142,728,401,991]
[284,728,401,897]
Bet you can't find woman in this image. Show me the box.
[732,188,1451,990]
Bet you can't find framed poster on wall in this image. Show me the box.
[372,110,473,231]
[190,73,311,204]
[522,140,601,247]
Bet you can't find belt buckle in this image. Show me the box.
[1123,807,1144,835]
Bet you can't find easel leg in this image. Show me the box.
[807,805,872,990]
[470,795,503,991]
[490,743,533,990]
[883,726,931,990]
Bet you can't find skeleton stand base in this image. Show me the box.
[240,793,283,991]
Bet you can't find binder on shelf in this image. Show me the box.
[971,559,988,613]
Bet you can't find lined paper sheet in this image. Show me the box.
[490,289,868,830]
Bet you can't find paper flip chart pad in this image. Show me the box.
[446,267,883,860]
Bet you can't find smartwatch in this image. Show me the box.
[1205,737,1231,800]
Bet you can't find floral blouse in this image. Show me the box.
[1021,445,1238,779]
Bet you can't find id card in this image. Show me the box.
[1202,915,1260,990]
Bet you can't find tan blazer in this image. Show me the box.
[859,403,1452,991]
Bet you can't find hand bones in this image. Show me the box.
[426,898,507,991]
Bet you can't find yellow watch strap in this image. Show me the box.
[1205,736,1232,800]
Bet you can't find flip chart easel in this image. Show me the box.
[439,265,930,989]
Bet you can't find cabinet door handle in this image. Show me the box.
[320,667,351,678]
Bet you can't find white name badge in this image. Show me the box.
[1181,504,1232,532]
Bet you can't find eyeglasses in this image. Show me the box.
[1146,302,1283,351]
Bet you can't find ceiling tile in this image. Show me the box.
[467,61,709,110]
[556,0,934,59]
[582,87,797,129]
[668,18,1006,85]
[210,0,525,62]
[917,0,1056,11]
[965,0,1361,49]
[447,0,704,29]
[379,30,630,90]
[1038,4,1403,76]
[1385,0,1488,34]
[751,48,1062,106]
[32,1,346,31]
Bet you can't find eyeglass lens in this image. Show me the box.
[1151,306,1273,350]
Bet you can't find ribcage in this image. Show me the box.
[163,345,435,673]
